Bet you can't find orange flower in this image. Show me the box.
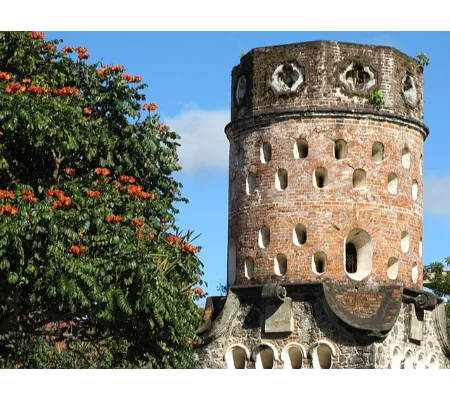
[94,168,110,176]
[78,232,84,239]
[143,103,157,111]
[196,288,203,295]
[5,83,25,95]
[70,245,86,255]
[0,205,19,216]
[130,218,144,228]
[21,189,37,203]
[0,72,12,81]
[83,107,92,115]
[65,168,74,175]
[105,214,122,223]
[78,53,90,60]
[118,175,136,184]
[30,31,45,40]
[123,74,142,83]
[22,78,31,84]
[61,46,74,53]
[44,44,56,51]
[0,190,15,199]
[75,46,88,54]
[180,243,199,254]
[148,233,155,239]
[0,131,3,137]
[161,218,167,223]
[167,235,182,245]
[55,87,79,96]
[159,125,170,132]
[82,116,90,121]
[47,189,71,210]
[87,190,100,199]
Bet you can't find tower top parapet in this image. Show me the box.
[230,40,424,127]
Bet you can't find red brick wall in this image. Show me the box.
[227,116,424,290]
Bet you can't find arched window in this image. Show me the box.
[372,142,384,163]
[404,350,414,369]
[353,169,367,190]
[255,344,278,369]
[276,169,288,190]
[313,252,327,275]
[334,139,348,160]
[260,142,272,164]
[293,223,307,246]
[294,138,308,159]
[388,173,398,195]
[345,229,372,280]
[246,173,256,195]
[244,257,254,279]
[225,344,250,369]
[258,226,270,249]
[390,346,402,369]
[274,253,287,276]
[310,340,337,369]
[237,147,245,170]
[313,168,328,188]
[281,344,306,369]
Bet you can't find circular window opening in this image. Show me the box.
[244,257,254,279]
[246,172,256,195]
[237,147,245,170]
[402,148,411,169]
[372,142,385,163]
[404,351,414,369]
[282,346,303,369]
[345,229,372,280]
[391,347,402,369]
[276,169,288,191]
[412,263,419,284]
[388,173,398,195]
[420,154,423,176]
[419,238,423,258]
[313,252,327,275]
[313,344,332,369]
[412,180,418,201]
[387,257,399,280]
[256,346,275,369]
[353,169,367,190]
[401,231,410,254]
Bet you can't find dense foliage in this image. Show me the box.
[0,31,204,368]
[424,258,450,317]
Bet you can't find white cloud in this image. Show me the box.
[165,107,230,176]
[424,176,450,220]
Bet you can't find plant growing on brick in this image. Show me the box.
[0,31,204,368]
[416,52,430,67]
[368,89,385,106]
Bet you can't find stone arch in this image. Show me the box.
[309,339,338,369]
[224,344,251,369]
[428,353,439,369]
[281,343,307,369]
[253,343,279,369]
[404,349,415,369]
[415,351,427,369]
[390,345,402,369]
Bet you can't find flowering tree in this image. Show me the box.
[0,31,204,368]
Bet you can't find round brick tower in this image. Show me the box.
[226,40,427,291]
[197,41,450,369]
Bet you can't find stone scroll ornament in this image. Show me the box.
[270,62,304,95]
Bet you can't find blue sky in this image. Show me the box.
[46,32,450,297]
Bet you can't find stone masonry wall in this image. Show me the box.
[196,294,450,369]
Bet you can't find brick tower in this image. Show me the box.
[196,41,450,369]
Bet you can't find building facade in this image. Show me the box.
[196,41,450,369]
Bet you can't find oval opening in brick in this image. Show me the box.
[420,154,423,176]
[258,226,270,249]
[246,172,256,195]
[293,223,307,247]
[313,344,332,369]
[313,167,328,188]
[419,238,423,257]
[388,173,398,195]
[412,262,419,283]
[387,257,399,280]
[401,231,410,253]
[404,350,414,369]
[334,139,348,160]
[402,147,411,169]
[260,142,272,164]
[345,229,372,280]
[244,257,254,279]
[237,147,245,170]
[294,138,308,159]
[412,179,418,201]
[353,169,367,190]
[275,169,288,191]
[372,141,385,163]
[274,253,287,276]
[227,240,236,286]
[256,345,275,369]
[312,252,327,275]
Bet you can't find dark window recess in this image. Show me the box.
[346,243,357,273]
